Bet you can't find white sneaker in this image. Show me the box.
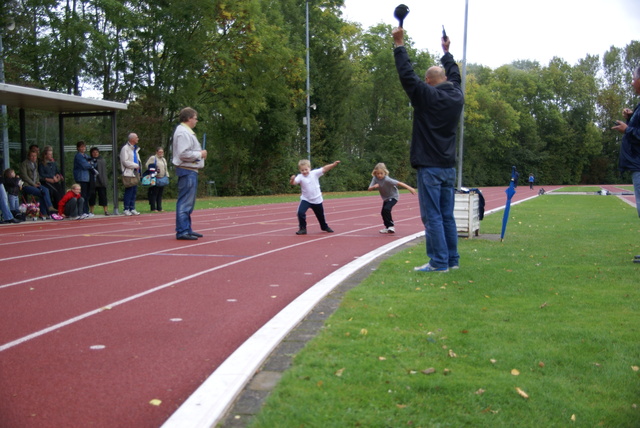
[123,210,132,216]
[379,227,395,234]
[130,210,141,216]
[413,263,429,271]
[87,213,95,218]
[379,228,390,234]
[388,226,395,233]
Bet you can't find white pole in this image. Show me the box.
[456,0,469,189]
[305,0,311,162]
[0,32,9,171]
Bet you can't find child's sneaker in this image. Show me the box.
[51,213,63,221]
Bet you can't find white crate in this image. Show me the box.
[454,193,480,238]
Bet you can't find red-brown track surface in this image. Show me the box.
[3,184,633,427]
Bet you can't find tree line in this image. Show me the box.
[1,0,639,195]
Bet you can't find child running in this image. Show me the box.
[368,162,416,233]
[290,159,340,235]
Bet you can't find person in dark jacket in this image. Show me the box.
[393,27,464,273]
[613,65,640,220]
[73,141,93,215]
[38,145,65,208]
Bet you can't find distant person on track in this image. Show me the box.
[393,26,464,272]
[120,133,142,216]
[529,173,535,190]
[290,159,340,235]
[58,183,87,220]
[172,107,207,241]
[368,162,416,234]
[512,167,520,188]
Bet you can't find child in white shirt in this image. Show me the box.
[290,159,340,235]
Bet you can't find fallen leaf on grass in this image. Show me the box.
[475,388,485,395]
[511,369,520,376]
[570,414,576,422]
[538,362,545,368]
[421,368,436,375]
[443,368,451,375]
[360,328,368,336]
[396,404,407,409]
[540,302,547,308]
[378,356,386,361]
[334,368,345,377]
[448,349,457,358]
[632,366,639,372]
[516,387,529,399]
[490,359,497,364]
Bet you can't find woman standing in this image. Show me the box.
[146,147,169,212]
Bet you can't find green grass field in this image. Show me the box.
[245,195,640,428]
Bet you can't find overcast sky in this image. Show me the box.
[341,0,640,69]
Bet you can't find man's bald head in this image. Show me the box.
[425,66,447,86]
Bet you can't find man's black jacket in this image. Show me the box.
[394,47,464,169]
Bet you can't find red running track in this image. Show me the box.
[0,185,583,427]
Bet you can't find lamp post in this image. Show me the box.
[0,18,14,172]
[305,0,311,161]
[456,0,469,189]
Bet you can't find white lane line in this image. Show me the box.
[0,209,420,289]
[0,223,410,352]
[0,226,290,289]
[160,232,424,428]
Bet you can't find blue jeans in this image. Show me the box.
[0,185,14,220]
[123,185,137,211]
[417,167,459,268]
[633,171,640,218]
[175,168,198,237]
[22,185,53,215]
